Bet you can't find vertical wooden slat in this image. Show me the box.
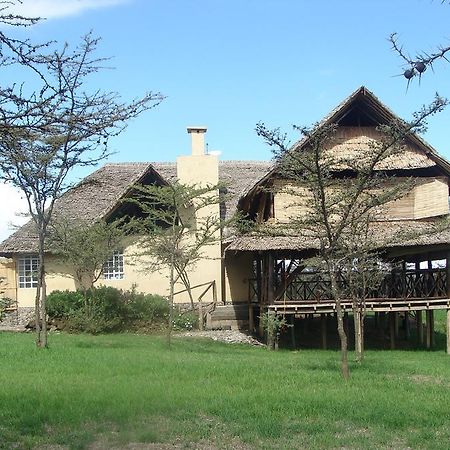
[416,310,423,346]
[390,312,396,350]
[426,310,432,350]
[321,314,327,350]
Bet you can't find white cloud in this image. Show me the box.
[0,183,29,243]
[7,0,130,20]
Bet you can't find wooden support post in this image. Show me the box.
[379,312,385,347]
[321,314,327,350]
[267,253,274,306]
[416,311,423,346]
[302,314,309,336]
[290,315,296,349]
[389,312,396,350]
[258,306,265,338]
[430,310,435,349]
[394,312,399,339]
[256,253,262,303]
[404,312,411,340]
[267,309,275,350]
[447,309,450,355]
[426,310,432,350]
[248,301,254,334]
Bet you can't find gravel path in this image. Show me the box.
[179,330,264,346]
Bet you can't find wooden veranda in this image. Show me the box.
[247,252,450,352]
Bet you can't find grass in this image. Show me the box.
[1,319,450,449]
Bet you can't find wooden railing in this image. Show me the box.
[173,280,218,305]
[249,268,448,303]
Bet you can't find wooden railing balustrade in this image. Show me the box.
[248,268,448,304]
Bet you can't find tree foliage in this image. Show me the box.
[128,181,227,345]
[256,96,446,378]
[49,218,126,291]
[390,2,450,85]
[0,3,163,347]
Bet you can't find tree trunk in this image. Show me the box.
[168,259,175,349]
[329,269,350,380]
[36,229,48,348]
[354,307,363,363]
[198,299,204,331]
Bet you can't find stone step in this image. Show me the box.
[210,303,249,321]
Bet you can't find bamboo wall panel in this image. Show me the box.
[414,177,449,219]
[330,127,435,170]
[273,176,448,223]
[273,180,312,222]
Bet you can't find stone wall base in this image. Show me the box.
[0,307,34,330]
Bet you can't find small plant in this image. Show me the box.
[260,312,289,350]
[172,308,198,331]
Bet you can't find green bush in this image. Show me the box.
[125,292,169,322]
[47,286,171,334]
[47,290,85,318]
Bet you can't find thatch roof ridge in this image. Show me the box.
[242,86,450,199]
[0,163,157,255]
[0,160,273,255]
[226,218,450,253]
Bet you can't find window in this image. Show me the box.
[17,255,39,288]
[102,250,124,280]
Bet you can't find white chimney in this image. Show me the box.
[187,126,207,156]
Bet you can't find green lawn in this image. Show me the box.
[1,326,450,449]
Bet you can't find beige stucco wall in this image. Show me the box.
[0,257,17,301]
[10,239,223,308]
[9,151,224,308]
[224,251,254,303]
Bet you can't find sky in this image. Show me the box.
[1,0,450,240]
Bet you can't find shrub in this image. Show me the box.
[126,292,169,323]
[172,308,198,331]
[47,290,84,319]
[47,286,171,334]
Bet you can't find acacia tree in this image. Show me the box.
[49,218,126,292]
[256,96,446,378]
[0,29,163,347]
[129,182,227,346]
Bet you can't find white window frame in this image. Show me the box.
[102,250,124,280]
[17,255,39,289]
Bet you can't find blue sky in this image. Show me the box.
[1,0,450,239]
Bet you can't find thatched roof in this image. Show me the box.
[243,86,450,199]
[0,160,272,255]
[225,219,450,254]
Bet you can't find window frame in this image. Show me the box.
[102,250,124,280]
[17,255,39,289]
